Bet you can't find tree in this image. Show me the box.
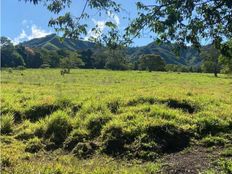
[138,54,165,71]
[1,37,25,67]
[92,49,108,69]
[60,52,84,72]
[126,1,232,49]
[16,46,43,68]
[105,49,129,70]
[22,0,232,50]
[219,40,232,73]
[80,49,94,69]
[200,45,220,76]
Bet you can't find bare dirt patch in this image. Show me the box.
[160,146,221,174]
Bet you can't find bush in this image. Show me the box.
[0,114,14,134]
[25,137,44,153]
[45,110,72,145]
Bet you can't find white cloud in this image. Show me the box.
[28,25,51,40]
[84,19,106,41]
[12,30,27,45]
[12,23,51,45]
[107,11,120,26]
[84,12,120,41]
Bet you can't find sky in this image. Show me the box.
[1,0,153,46]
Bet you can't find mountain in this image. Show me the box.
[21,34,95,51]
[21,34,202,66]
[127,43,201,66]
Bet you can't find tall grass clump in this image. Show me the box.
[45,110,72,145]
[25,137,44,153]
[196,115,230,136]
[85,113,112,137]
[64,128,89,150]
[0,114,14,134]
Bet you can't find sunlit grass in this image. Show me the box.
[1,69,232,173]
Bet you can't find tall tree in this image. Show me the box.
[60,52,84,72]
[138,54,166,71]
[200,45,220,77]
[80,49,94,69]
[1,37,25,67]
[219,40,232,73]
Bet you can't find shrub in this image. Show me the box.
[45,110,72,145]
[25,137,44,153]
[0,114,14,134]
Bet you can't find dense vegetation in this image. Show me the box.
[1,69,232,173]
[1,35,232,74]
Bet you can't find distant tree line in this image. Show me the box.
[1,37,232,74]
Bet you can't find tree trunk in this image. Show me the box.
[214,70,218,77]
[214,56,218,77]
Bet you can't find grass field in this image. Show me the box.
[1,69,232,174]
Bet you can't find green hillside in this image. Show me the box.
[127,43,201,65]
[21,34,95,51]
[21,34,202,66]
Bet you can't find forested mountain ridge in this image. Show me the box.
[21,34,96,51]
[21,34,201,66]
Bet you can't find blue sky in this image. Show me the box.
[1,0,153,46]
